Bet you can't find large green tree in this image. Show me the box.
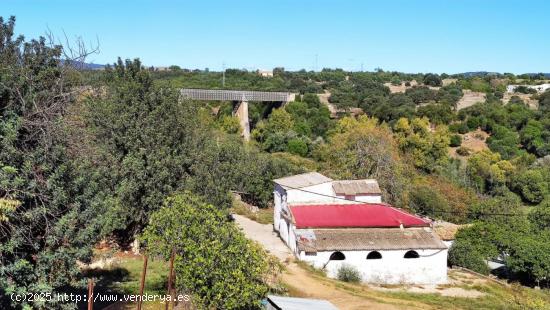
[141,193,274,309]
[0,16,95,309]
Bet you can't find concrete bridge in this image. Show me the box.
[181,89,295,140]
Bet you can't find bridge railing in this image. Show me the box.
[180,88,292,102]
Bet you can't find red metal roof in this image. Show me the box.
[289,204,430,228]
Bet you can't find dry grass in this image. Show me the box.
[456,90,486,110]
[231,197,273,225]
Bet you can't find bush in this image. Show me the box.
[449,239,491,275]
[450,134,462,147]
[409,184,450,217]
[287,138,308,157]
[511,169,549,204]
[219,115,241,134]
[337,264,361,283]
[456,146,472,156]
[450,122,469,134]
[423,73,442,87]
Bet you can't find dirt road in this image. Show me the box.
[233,214,292,261]
[233,214,424,309]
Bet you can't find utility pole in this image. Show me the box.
[222,62,226,88]
[314,54,318,72]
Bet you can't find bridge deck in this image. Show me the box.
[181,88,292,102]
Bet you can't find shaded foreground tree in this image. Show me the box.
[141,193,277,309]
[81,58,212,241]
[0,16,98,309]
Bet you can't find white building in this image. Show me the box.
[273,172,448,285]
[258,69,274,77]
[507,84,550,93]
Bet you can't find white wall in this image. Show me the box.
[335,194,382,203]
[286,182,337,204]
[273,190,282,232]
[299,249,448,285]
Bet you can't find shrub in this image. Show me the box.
[409,184,450,217]
[449,122,469,134]
[287,138,308,157]
[456,146,472,156]
[337,264,361,283]
[450,134,462,147]
[219,115,241,134]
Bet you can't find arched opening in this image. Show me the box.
[404,250,420,259]
[366,251,382,259]
[329,251,346,260]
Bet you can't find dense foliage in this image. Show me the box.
[141,194,273,309]
[0,16,95,309]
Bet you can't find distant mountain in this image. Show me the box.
[81,62,105,70]
[61,59,105,70]
[458,71,500,77]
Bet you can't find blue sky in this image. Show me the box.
[2,0,549,73]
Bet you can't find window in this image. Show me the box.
[366,251,382,259]
[329,251,345,260]
[404,250,419,259]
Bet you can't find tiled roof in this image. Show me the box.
[332,179,381,195]
[297,228,447,252]
[273,172,332,189]
[290,204,431,229]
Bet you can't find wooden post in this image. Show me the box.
[87,278,94,310]
[165,249,175,310]
[137,255,148,310]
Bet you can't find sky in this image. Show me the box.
[2,0,549,73]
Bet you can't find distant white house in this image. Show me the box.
[257,69,274,77]
[506,84,550,93]
[273,172,448,285]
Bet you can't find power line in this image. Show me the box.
[280,184,527,218]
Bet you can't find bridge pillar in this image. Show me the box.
[234,100,250,141]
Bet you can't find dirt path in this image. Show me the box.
[233,214,293,261]
[282,263,421,310]
[234,214,428,309]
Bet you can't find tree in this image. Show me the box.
[141,193,274,309]
[393,117,450,172]
[83,58,211,239]
[511,169,549,204]
[520,120,548,156]
[450,134,462,147]
[466,150,515,193]
[317,116,408,206]
[0,16,97,308]
[219,115,241,134]
[486,125,521,159]
[287,138,308,157]
[423,73,442,87]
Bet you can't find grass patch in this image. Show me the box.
[84,256,169,295]
[294,260,326,278]
[232,197,273,224]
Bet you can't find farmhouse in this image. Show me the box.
[273,172,448,285]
